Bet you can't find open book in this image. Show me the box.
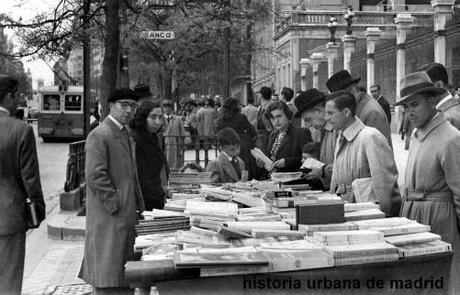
[251,148,274,171]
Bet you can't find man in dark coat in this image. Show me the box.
[370,84,391,124]
[0,76,45,295]
[79,88,145,294]
[326,70,392,146]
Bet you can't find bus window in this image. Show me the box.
[43,94,61,111]
[65,95,82,111]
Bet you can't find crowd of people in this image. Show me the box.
[1,61,459,294]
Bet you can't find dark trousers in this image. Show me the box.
[0,232,26,295]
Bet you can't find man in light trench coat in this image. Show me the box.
[79,88,145,294]
[397,71,460,295]
[326,90,401,217]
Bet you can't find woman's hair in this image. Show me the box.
[179,162,204,173]
[222,97,240,120]
[129,100,162,130]
[266,100,293,120]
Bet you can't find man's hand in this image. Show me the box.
[273,159,285,169]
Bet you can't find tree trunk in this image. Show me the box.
[100,0,120,119]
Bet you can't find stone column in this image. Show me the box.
[431,0,455,66]
[342,35,357,73]
[311,53,325,89]
[326,42,340,78]
[394,13,414,129]
[290,35,300,91]
[394,14,414,102]
[300,58,310,91]
[365,27,382,92]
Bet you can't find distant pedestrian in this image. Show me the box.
[197,98,218,150]
[130,101,169,211]
[79,88,145,294]
[0,76,45,295]
[326,70,392,146]
[163,99,186,169]
[255,86,273,149]
[281,87,301,127]
[370,84,391,124]
[241,95,258,128]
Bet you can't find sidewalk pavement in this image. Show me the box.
[24,134,408,295]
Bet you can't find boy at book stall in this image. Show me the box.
[396,71,460,294]
[325,90,401,217]
[206,127,247,183]
[295,88,337,191]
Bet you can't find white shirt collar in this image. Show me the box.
[0,106,10,116]
[108,115,124,130]
[436,93,453,109]
[221,151,234,162]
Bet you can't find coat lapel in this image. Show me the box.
[104,118,131,157]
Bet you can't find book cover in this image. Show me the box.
[397,240,452,258]
[384,232,441,246]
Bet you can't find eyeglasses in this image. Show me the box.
[116,101,137,110]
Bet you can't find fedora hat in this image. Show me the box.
[294,88,326,118]
[395,71,446,106]
[326,70,361,92]
[133,84,152,98]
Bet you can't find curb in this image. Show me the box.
[47,212,85,241]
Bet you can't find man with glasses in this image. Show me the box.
[79,88,145,295]
[0,76,45,294]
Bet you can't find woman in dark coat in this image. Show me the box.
[130,101,169,210]
[259,101,312,175]
[216,98,257,180]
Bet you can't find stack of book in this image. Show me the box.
[324,242,399,266]
[312,230,384,246]
[344,202,380,213]
[383,232,451,258]
[201,185,264,207]
[344,208,386,221]
[354,217,431,236]
[134,232,177,251]
[184,199,238,221]
[257,240,334,272]
[169,172,213,186]
[135,216,190,236]
[222,221,291,234]
[175,230,231,248]
[163,199,189,212]
[298,222,359,236]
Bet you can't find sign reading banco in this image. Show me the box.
[140,31,175,40]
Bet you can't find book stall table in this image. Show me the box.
[126,252,452,295]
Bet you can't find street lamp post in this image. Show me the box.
[328,17,338,44]
[344,6,355,35]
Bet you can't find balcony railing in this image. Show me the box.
[275,10,433,35]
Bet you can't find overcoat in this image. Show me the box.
[356,94,392,146]
[376,95,391,124]
[78,118,144,288]
[164,114,185,169]
[0,112,45,235]
[330,119,401,217]
[400,114,460,293]
[437,94,460,130]
[318,123,337,189]
[198,107,218,136]
[206,153,246,183]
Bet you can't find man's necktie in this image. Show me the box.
[231,157,242,179]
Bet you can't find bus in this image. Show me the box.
[37,85,85,141]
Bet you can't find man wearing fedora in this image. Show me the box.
[417,63,460,130]
[397,71,460,294]
[326,70,392,146]
[325,90,401,217]
[295,88,337,190]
